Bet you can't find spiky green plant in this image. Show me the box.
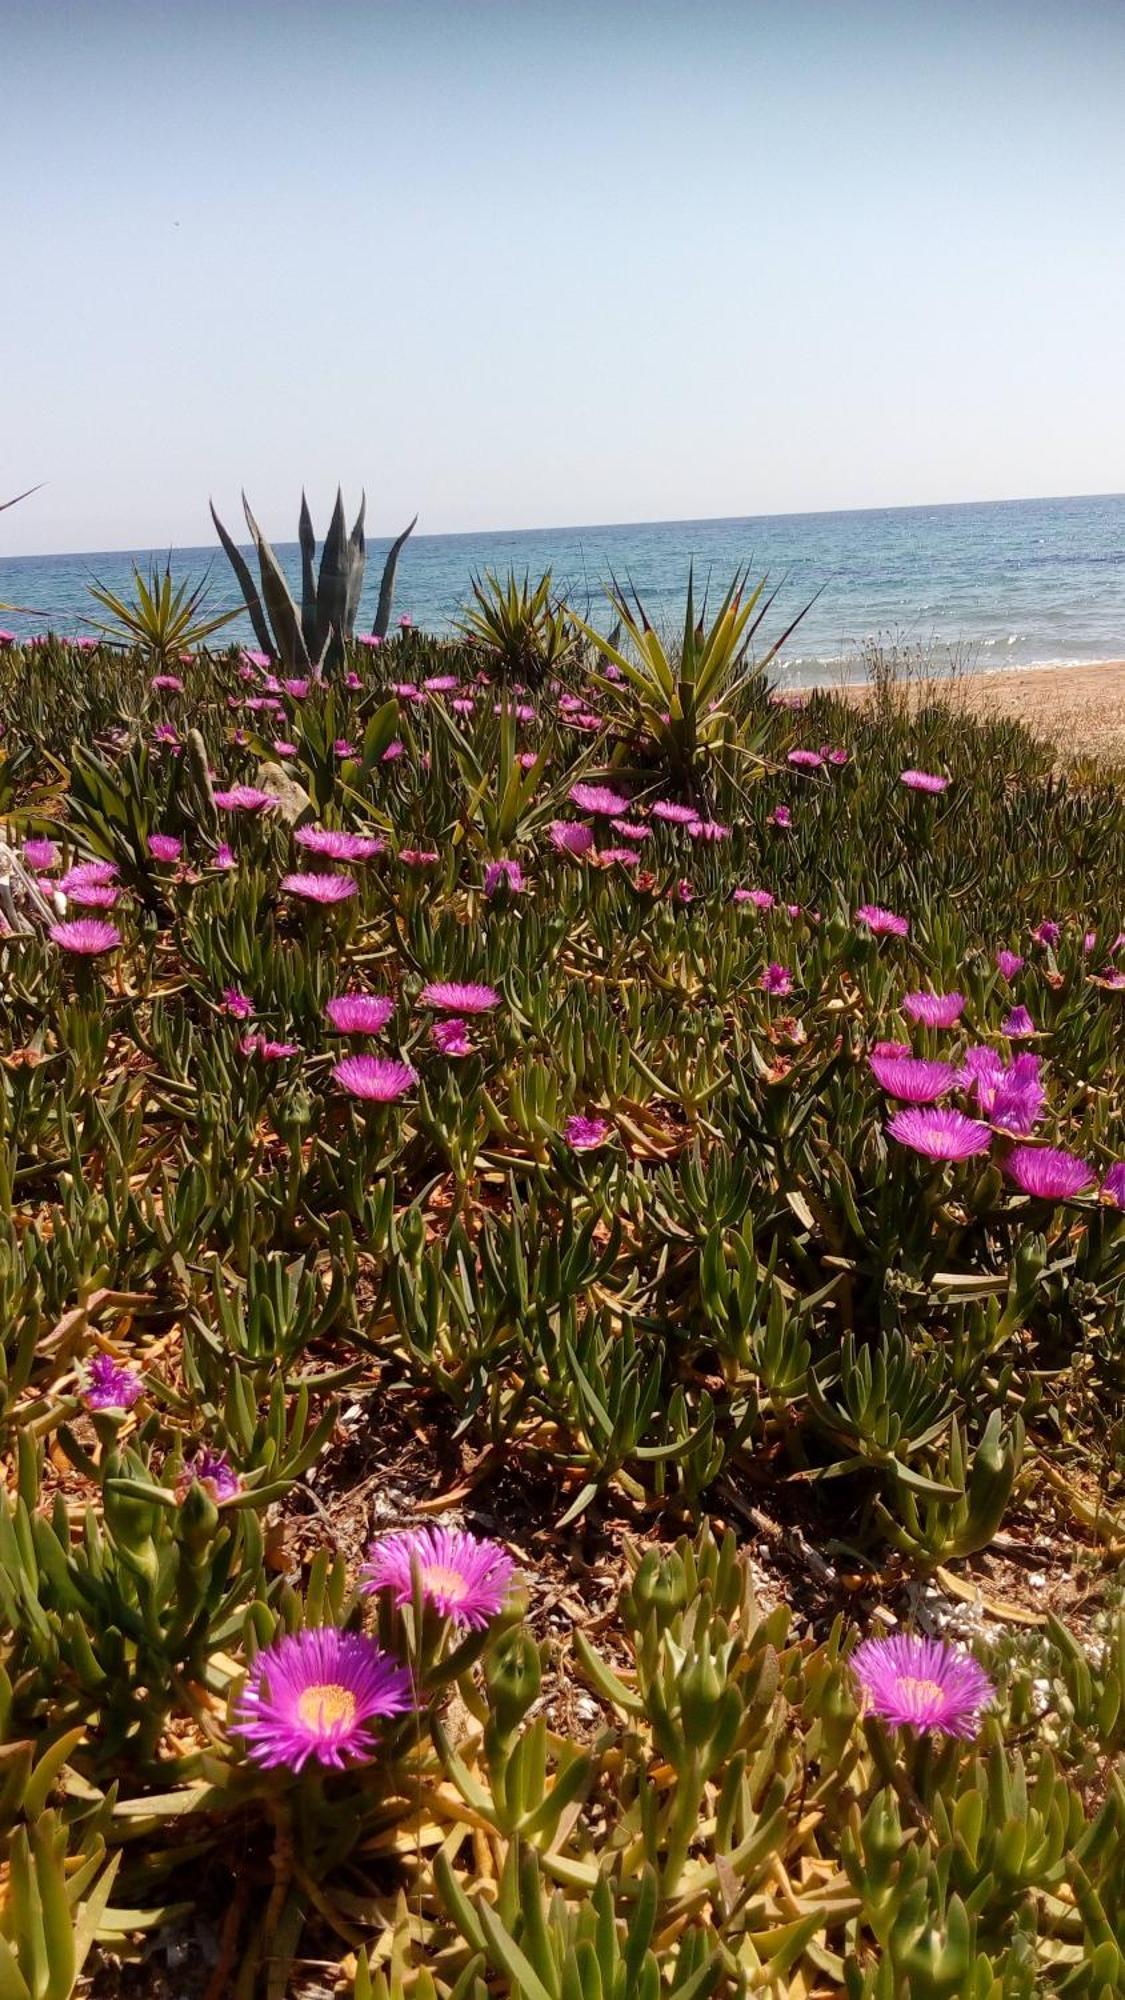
[211,488,417,674]
[458,568,575,684]
[572,563,815,804]
[87,559,237,667]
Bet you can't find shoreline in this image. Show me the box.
[791,658,1125,764]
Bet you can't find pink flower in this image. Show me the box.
[1002,1006,1036,1039]
[1032,920,1061,949]
[769,806,792,829]
[59,862,118,892]
[869,1050,955,1102]
[1004,1145,1094,1200]
[651,800,698,825]
[902,991,965,1028]
[852,1633,992,1739]
[609,818,651,844]
[151,673,184,691]
[180,1448,240,1504]
[900,769,948,793]
[787,748,824,768]
[432,1017,473,1057]
[996,949,1025,980]
[886,1106,991,1161]
[332,1054,417,1101]
[65,883,119,909]
[83,1353,143,1411]
[23,838,58,871]
[50,919,120,956]
[231,1627,412,1772]
[239,648,271,670]
[281,872,358,904]
[736,888,774,911]
[399,848,439,867]
[420,981,500,1014]
[148,834,183,863]
[213,785,274,812]
[222,988,255,1019]
[333,738,359,760]
[549,821,593,857]
[240,1033,300,1060]
[856,904,909,938]
[362,1526,514,1630]
[569,782,631,817]
[381,739,405,762]
[1102,1162,1125,1208]
[283,678,310,698]
[673,879,695,905]
[294,826,385,862]
[973,1053,1044,1135]
[761,963,793,997]
[325,993,394,1034]
[687,819,730,842]
[213,843,236,871]
[425,675,459,692]
[565,1113,611,1150]
[484,859,524,897]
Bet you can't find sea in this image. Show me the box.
[3,491,1125,686]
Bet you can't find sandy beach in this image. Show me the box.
[825,660,1125,766]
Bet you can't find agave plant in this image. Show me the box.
[457,568,575,684]
[572,563,815,804]
[211,489,416,675]
[88,559,237,667]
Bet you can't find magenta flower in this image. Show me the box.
[1102,1162,1125,1208]
[231,1627,412,1772]
[869,1050,955,1102]
[596,846,640,866]
[182,1448,240,1503]
[900,769,949,793]
[213,843,237,871]
[484,859,524,896]
[65,883,119,909]
[975,1053,1045,1136]
[739,888,775,911]
[425,675,459,692]
[550,822,594,856]
[651,800,698,825]
[240,1034,301,1060]
[325,993,394,1035]
[673,878,695,904]
[610,818,651,843]
[761,963,794,997]
[362,1526,514,1630]
[432,1017,473,1057]
[569,782,630,817]
[769,806,792,828]
[283,677,310,698]
[59,861,118,892]
[902,991,964,1029]
[420,981,500,1014]
[857,904,909,938]
[50,918,120,956]
[333,738,360,760]
[273,740,298,758]
[281,872,358,904]
[23,838,58,870]
[213,785,274,812]
[852,1633,993,1739]
[788,748,824,769]
[996,949,1024,980]
[222,988,255,1019]
[1002,1006,1036,1039]
[887,1106,991,1160]
[565,1113,611,1150]
[83,1353,143,1411]
[151,672,184,691]
[399,848,439,867]
[1004,1145,1094,1200]
[333,1055,417,1101]
[295,826,385,862]
[148,834,183,863]
[240,648,271,670]
[1032,920,1061,949]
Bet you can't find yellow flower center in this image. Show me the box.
[422,1562,469,1602]
[297,1682,357,1731]
[896,1676,944,1705]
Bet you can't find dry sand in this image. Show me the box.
[822,661,1125,766]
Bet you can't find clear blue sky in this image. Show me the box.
[3,0,1124,554]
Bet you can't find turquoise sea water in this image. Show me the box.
[3,492,1125,684]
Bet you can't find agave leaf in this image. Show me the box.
[373,514,417,637]
[315,488,354,672]
[242,493,312,674]
[298,491,318,659]
[209,500,274,658]
[344,491,367,638]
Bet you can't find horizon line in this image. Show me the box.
[3,485,1125,564]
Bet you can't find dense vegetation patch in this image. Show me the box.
[0,595,1124,1997]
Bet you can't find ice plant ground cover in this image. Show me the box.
[0,611,1124,1997]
